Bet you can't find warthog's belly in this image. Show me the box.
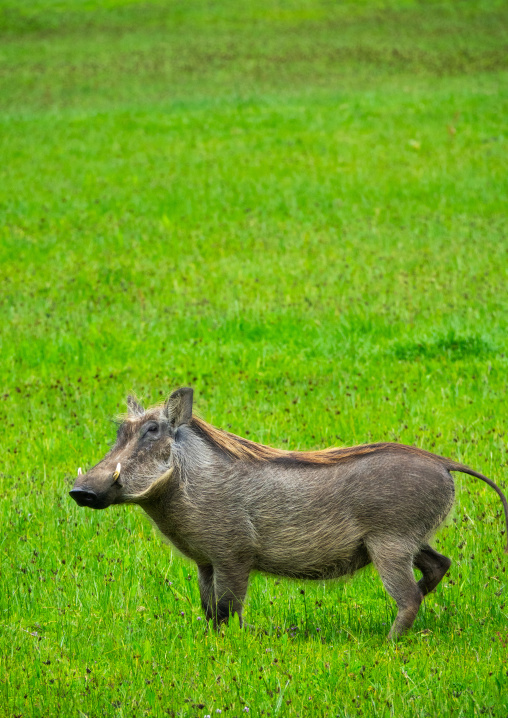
[254,543,371,580]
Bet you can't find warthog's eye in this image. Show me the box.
[142,422,160,439]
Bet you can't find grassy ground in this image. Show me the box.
[2,0,508,715]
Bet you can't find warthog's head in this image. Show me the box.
[69,388,193,510]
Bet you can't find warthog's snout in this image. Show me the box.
[70,463,123,509]
[69,488,98,507]
[69,485,117,509]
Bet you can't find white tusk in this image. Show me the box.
[113,462,121,481]
[78,467,82,476]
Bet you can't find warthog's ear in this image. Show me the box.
[127,395,145,417]
[124,467,174,504]
[164,387,193,427]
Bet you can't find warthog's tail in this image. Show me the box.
[444,459,508,554]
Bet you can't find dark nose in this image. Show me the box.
[69,488,98,507]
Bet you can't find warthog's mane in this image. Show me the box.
[117,403,432,466]
[190,415,427,465]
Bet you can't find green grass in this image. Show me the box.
[1,0,508,715]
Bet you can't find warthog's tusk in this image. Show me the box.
[78,467,82,476]
[113,462,121,481]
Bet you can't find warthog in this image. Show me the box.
[69,388,508,639]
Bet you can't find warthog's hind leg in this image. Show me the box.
[414,544,451,596]
[366,537,424,640]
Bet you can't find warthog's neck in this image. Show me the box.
[171,425,225,479]
[136,448,223,565]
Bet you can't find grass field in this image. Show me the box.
[2,0,508,715]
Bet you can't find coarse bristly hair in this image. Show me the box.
[189,415,428,465]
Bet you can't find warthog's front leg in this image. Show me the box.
[211,565,250,630]
[198,564,216,622]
